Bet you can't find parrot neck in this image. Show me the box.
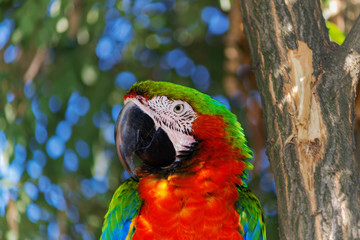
[132,115,247,240]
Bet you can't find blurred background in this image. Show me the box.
[0,0,358,239]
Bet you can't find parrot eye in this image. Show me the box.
[173,104,185,114]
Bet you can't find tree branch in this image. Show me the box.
[23,47,48,83]
[343,14,360,52]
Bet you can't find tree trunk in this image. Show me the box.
[239,0,360,239]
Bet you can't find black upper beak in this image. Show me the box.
[114,101,176,180]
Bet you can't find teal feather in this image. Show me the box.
[237,185,266,240]
[101,179,141,240]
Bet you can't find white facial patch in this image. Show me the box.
[125,96,197,163]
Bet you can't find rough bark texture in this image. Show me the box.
[239,0,360,239]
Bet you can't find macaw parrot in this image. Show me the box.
[101,81,266,240]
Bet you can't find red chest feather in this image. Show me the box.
[132,115,246,240]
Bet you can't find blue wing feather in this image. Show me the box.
[101,179,141,240]
[237,185,266,240]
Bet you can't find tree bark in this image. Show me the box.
[239,0,360,239]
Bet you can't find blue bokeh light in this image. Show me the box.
[132,0,153,15]
[32,98,48,125]
[115,72,137,90]
[24,182,39,200]
[7,92,15,103]
[250,90,262,107]
[24,82,35,99]
[6,162,25,184]
[41,208,50,221]
[96,37,114,60]
[31,98,41,119]
[66,205,79,223]
[175,57,195,77]
[64,149,79,172]
[92,112,102,128]
[191,65,210,92]
[33,149,47,167]
[27,160,43,179]
[105,8,121,22]
[81,179,96,198]
[15,143,27,163]
[260,172,276,193]
[167,49,186,68]
[77,97,90,116]
[122,0,131,12]
[0,130,7,150]
[259,148,270,172]
[4,45,19,63]
[38,176,51,193]
[35,122,48,144]
[110,18,134,43]
[49,95,62,113]
[103,123,115,144]
[27,203,41,223]
[111,104,122,122]
[67,92,90,119]
[0,19,14,50]
[65,107,80,125]
[121,170,131,181]
[91,177,109,194]
[46,136,65,159]
[75,140,90,159]
[201,6,229,35]
[212,95,231,110]
[0,183,10,216]
[56,121,72,142]
[208,14,229,35]
[134,14,150,29]
[201,7,220,24]
[143,3,167,15]
[45,185,66,210]
[48,222,60,240]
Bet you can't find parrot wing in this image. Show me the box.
[237,185,266,240]
[101,178,141,240]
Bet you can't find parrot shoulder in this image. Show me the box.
[236,185,266,240]
[101,178,141,240]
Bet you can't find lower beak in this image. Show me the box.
[114,101,176,180]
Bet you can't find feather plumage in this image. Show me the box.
[101,179,141,240]
[237,185,266,240]
[101,81,266,240]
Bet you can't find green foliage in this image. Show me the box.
[0,1,279,239]
[0,1,231,239]
[326,21,346,45]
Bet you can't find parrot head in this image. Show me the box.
[115,80,252,181]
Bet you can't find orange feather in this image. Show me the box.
[132,115,246,240]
